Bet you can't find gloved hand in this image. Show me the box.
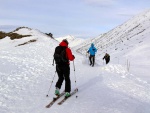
[73,55,75,59]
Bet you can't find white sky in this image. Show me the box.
[0,0,150,38]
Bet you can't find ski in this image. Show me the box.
[45,91,65,108]
[58,88,78,105]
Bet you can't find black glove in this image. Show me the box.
[73,55,75,59]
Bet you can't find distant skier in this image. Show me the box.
[53,39,75,97]
[103,53,110,64]
[87,43,97,67]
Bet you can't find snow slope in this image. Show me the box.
[76,9,150,64]
[0,10,150,113]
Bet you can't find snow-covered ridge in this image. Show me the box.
[56,35,75,42]
[0,27,57,50]
[78,11,150,52]
[13,27,47,37]
[55,35,85,47]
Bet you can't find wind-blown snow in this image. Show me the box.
[0,10,150,113]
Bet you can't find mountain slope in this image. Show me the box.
[76,9,150,64]
[0,27,56,50]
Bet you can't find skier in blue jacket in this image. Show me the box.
[87,43,97,67]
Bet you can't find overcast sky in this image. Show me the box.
[0,0,150,38]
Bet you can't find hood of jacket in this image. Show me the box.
[59,41,68,47]
[91,43,94,47]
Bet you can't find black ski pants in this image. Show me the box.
[55,64,71,93]
[105,58,110,64]
[89,55,95,66]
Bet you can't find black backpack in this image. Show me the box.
[53,46,68,65]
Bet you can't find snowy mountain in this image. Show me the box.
[76,10,150,65]
[55,35,85,47]
[0,27,56,50]
[1,10,150,113]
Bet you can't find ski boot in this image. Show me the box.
[55,88,60,96]
[65,92,71,98]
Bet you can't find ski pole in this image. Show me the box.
[46,71,56,97]
[73,60,75,71]
[52,59,55,66]
[73,61,78,98]
[73,61,76,86]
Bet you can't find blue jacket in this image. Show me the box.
[87,43,97,55]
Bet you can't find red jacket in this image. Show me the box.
[59,41,75,61]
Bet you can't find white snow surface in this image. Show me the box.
[55,35,84,47]
[1,10,150,113]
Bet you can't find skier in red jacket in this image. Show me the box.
[54,39,75,97]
